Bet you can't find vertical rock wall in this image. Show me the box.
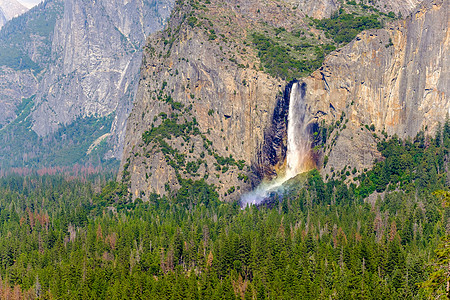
[303,0,448,174]
[30,0,174,159]
[121,0,447,201]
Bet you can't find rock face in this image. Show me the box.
[0,68,37,127]
[0,0,27,21]
[0,0,174,167]
[30,0,174,159]
[0,0,63,131]
[120,0,297,201]
[303,0,449,174]
[0,0,28,29]
[0,0,426,170]
[289,0,423,20]
[0,8,6,28]
[373,0,423,17]
[291,0,340,19]
[121,0,446,201]
[0,0,27,29]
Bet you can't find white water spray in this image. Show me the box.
[241,82,311,206]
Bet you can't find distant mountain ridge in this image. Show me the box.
[0,0,174,170]
[0,0,27,28]
[0,8,6,28]
[0,0,429,172]
[0,0,27,20]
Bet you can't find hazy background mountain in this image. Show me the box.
[0,8,6,28]
[0,0,28,19]
[17,0,42,8]
[0,0,28,28]
[0,0,174,171]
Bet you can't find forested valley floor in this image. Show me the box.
[0,123,449,299]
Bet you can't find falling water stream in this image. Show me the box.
[241,81,312,206]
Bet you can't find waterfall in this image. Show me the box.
[285,81,310,180]
[241,81,311,206]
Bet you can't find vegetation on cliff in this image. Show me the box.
[0,0,63,71]
[131,85,247,200]
[0,106,117,171]
[250,1,397,81]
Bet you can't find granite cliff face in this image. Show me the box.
[0,8,6,28]
[121,0,311,200]
[368,0,423,16]
[122,0,447,202]
[303,0,448,175]
[290,0,340,19]
[30,0,174,159]
[0,67,37,127]
[290,0,423,19]
[0,0,62,131]
[0,0,27,23]
[0,0,174,168]
[0,0,427,170]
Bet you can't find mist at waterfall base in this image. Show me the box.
[241,81,312,207]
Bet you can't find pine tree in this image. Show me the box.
[420,191,450,298]
[444,115,450,142]
[436,122,443,147]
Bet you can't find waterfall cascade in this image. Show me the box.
[241,81,312,206]
[285,81,310,180]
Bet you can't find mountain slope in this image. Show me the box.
[0,0,424,171]
[120,0,331,200]
[121,0,447,202]
[0,7,6,29]
[304,0,449,175]
[0,0,62,129]
[0,0,27,20]
[30,0,174,159]
[0,0,174,170]
[291,0,423,19]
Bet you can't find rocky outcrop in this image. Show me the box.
[0,0,27,21]
[0,8,6,28]
[0,0,174,167]
[304,0,448,174]
[29,0,173,160]
[0,0,28,29]
[120,0,295,200]
[0,0,62,130]
[373,0,423,17]
[291,0,340,19]
[0,67,37,128]
[121,0,446,201]
[289,0,423,20]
